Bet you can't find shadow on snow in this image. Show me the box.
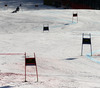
[65,58,77,60]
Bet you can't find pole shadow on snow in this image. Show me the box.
[64,23,69,25]
[0,86,13,88]
[65,58,77,60]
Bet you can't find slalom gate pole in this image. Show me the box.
[81,33,84,56]
[90,34,92,56]
[34,53,38,82]
[25,52,27,82]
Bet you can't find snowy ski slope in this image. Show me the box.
[0,0,100,88]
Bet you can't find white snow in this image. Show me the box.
[0,0,100,88]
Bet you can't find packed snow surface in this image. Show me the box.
[0,0,100,88]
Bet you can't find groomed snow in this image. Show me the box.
[0,1,100,88]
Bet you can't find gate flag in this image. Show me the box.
[73,13,77,17]
[43,24,49,31]
[72,12,78,23]
[83,38,91,44]
[81,33,92,56]
[25,57,36,66]
[25,52,38,82]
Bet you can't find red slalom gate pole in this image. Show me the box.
[34,53,38,82]
[25,52,27,82]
